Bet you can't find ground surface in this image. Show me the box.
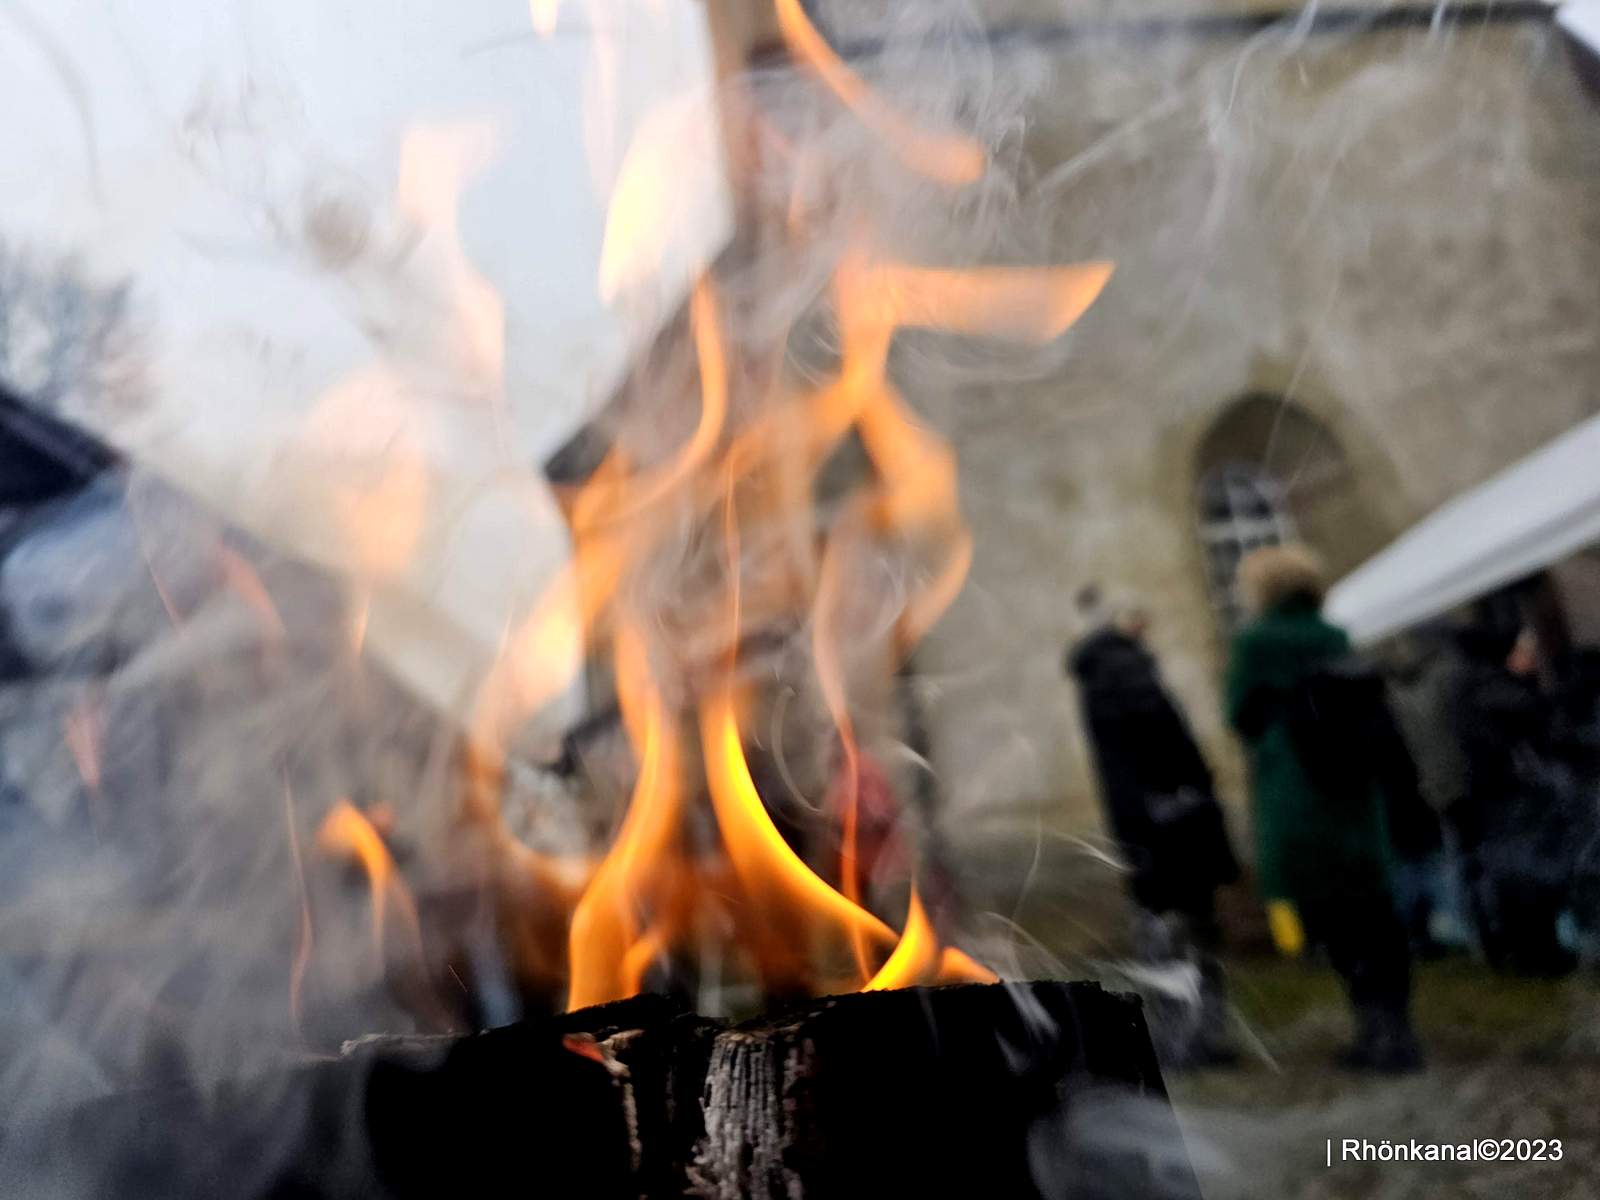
[1170,957,1600,1199]
[953,825,1600,1198]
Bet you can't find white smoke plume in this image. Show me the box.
[2,2,1596,1197]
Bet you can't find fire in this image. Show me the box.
[316,800,423,962]
[703,691,899,983]
[772,0,986,186]
[566,623,687,1008]
[520,233,1108,1003]
[865,887,938,991]
[290,1,1112,1017]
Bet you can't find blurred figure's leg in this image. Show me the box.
[1313,894,1423,1073]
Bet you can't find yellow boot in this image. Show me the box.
[1267,900,1305,958]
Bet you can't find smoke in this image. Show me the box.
[3,1,1596,1196]
[830,2,1600,840]
[0,0,1070,1173]
[0,472,478,1062]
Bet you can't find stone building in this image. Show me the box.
[568,0,1600,902]
[834,3,1600,853]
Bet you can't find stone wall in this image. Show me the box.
[900,13,1600,846]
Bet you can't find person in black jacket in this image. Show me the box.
[1372,671,1447,955]
[1066,585,1240,1064]
[1449,625,1578,975]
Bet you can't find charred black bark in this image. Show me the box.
[4,983,1200,1199]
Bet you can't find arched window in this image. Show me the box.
[1194,392,1393,636]
[1196,463,1296,631]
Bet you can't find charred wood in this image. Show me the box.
[4,983,1200,1199]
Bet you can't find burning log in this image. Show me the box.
[0,9,1143,1199]
[678,981,1198,1200]
[7,982,1199,1199]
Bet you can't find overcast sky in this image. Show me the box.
[0,0,730,730]
[0,0,727,461]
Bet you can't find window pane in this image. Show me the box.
[1194,464,1295,634]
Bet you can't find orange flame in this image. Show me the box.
[703,691,898,966]
[773,0,986,185]
[566,623,687,1008]
[842,260,1117,343]
[489,277,731,736]
[470,251,1107,1007]
[285,9,1112,1014]
[865,887,939,990]
[316,800,423,962]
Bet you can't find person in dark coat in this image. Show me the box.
[1370,660,1448,955]
[1449,625,1578,975]
[1225,544,1422,1072]
[1384,628,1474,951]
[1067,586,1240,1065]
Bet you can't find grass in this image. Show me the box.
[1218,952,1600,1061]
[1168,954,1600,1198]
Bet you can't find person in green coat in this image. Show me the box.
[1226,543,1423,1072]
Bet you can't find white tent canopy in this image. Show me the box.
[1325,412,1600,645]
[1561,0,1600,66]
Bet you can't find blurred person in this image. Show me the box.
[1550,645,1600,768]
[1383,626,1475,952]
[1549,644,1600,960]
[1226,545,1422,1073]
[1449,624,1578,976]
[1067,585,1241,1066]
[1372,694,1448,955]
